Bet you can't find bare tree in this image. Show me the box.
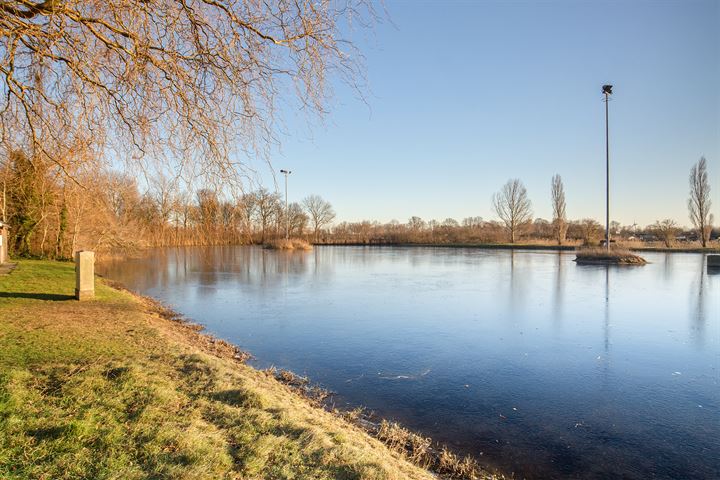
[0,0,373,184]
[688,157,713,247]
[302,194,335,242]
[197,189,220,229]
[409,216,426,231]
[286,202,308,237]
[652,219,679,248]
[551,174,567,245]
[532,218,552,239]
[493,179,533,243]
[578,218,603,245]
[252,188,280,243]
[462,216,483,228]
[237,193,256,243]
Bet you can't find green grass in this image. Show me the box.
[0,261,434,480]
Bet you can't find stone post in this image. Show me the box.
[0,222,8,264]
[75,251,95,300]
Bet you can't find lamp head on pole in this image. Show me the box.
[280,169,291,174]
[602,84,613,95]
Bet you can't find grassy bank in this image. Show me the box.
[0,260,470,480]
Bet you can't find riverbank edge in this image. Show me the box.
[311,242,720,254]
[104,278,502,480]
[1,260,503,480]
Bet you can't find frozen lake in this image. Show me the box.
[98,246,719,479]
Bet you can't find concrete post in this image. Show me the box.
[75,251,95,300]
[0,223,8,264]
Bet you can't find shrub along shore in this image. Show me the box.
[0,260,501,480]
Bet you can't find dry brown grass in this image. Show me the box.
[373,420,501,479]
[267,368,332,406]
[263,238,314,251]
[575,247,647,265]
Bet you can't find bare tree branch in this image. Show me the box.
[0,0,374,185]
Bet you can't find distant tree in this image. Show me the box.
[220,202,238,228]
[617,223,637,240]
[408,216,426,231]
[237,194,257,242]
[286,202,309,237]
[688,157,713,247]
[550,174,567,245]
[106,173,140,221]
[302,195,336,242]
[652,219,680,247]
[197,189,220,228]
[175,191,194,230]
[532,218,552,239]
[493,179,533,243]
[442,218,459,228]
[462,216,483,228]
[252,189,281,243]
[579,218,603,245]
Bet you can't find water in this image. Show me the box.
[97,246,719,479]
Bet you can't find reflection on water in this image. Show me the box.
[604,266,610,354]
[691,255,708,346]
[98,246,720,480]
[552,252,564,325]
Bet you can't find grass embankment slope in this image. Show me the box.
[0,260,434,480]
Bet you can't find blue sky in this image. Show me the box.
[253,0,719,227]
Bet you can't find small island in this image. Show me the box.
[575,247,647,265]
[574,247,647,265]
[263,238,313,251]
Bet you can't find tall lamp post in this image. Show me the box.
[280,169,292,239]
[602,84,613,252]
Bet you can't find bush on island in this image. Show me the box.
[263,238,313,251]
[574,247,647,265]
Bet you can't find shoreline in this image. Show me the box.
[108,277,505,479]
[1,260,503,480]
[310,242,719,254]
[111,242,720,259]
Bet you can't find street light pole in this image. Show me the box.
[602,84,613,252]
[280,169,291,239]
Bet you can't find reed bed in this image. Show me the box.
[375,420,498,479]
[268,367,502,479]
[263,238,313,251]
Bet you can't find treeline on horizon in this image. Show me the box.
[330,160,715,248]
[3,149,715,259]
